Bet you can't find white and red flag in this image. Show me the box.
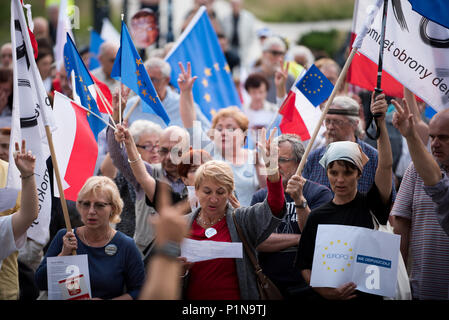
[279,64,334,141]
[348,0,449,113]
[3,0,56,245]
[52,92,99,202]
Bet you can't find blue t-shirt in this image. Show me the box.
[35,228,145,299]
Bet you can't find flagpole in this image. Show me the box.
[72,103,116,130]
[295,47,359,176]
[93,83,118,128]
[123,97,140,122]
[119,14,124,126]
[44,125,76,255]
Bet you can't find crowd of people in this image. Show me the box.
[0,0,449,302]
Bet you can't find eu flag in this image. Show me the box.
[296,64,334,107]
[111,21,170,125]
[165,6,241,121]
[64,33,106,141]
[408,0,449,29]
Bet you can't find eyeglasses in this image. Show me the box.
[278,157,297,163]
[266,50,285,56]
[78,201,111,211]
[136,144,159,152]
[324,118,350,127]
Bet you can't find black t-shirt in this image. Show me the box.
[295,184,391,300]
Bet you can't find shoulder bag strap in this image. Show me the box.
[232,210,263,273]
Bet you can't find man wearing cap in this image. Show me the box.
[302,95,395,197]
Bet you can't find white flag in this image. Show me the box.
[6,0,56,245]
[355,0,449,113]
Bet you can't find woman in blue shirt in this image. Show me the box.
[35,176,145,300]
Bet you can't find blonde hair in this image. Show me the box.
[194,160,234,194]
[211,106,249,132]
[77,176,123,224]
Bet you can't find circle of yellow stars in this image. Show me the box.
[302,73,324,95]
[321,240,354,273]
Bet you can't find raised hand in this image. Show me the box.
[392,98,415,138]
[13,140,35,178]
[114,123,132,144]
[177,61,197,93]
[112,85,131,123]
[256,127,278,175]
[275,61,289,98]
[285,174,306,204]
[370,92,388,121]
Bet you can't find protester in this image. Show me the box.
[91,41,120,93]
[0,43,12,69]
[178,62,266,207]
[251,133,333,299]
[123,57,210,129]
[181,128,286,299]
[391,102,449,300]
[392,96,449,236]
[0,67,13,128]
[35,176,145,300]
[288,45,315,70]
[0,127,10,162]
[302,95,395,198]
[36,39,55,93]
[250,36,295,104]
[0,141,38,299]
[218,0,257,68]
[296,93,393,300]
[107,90,190,254]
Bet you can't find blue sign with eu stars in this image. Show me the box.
[296,64,334,107]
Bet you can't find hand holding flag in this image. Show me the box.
[111,21,170,125]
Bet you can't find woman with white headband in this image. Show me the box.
[296,93,394,301]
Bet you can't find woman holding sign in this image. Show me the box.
[296,92,394,300]
[35,176,145,300]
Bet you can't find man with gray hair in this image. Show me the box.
[251,36,295,104]
[91,41,120,93]
[251,133,333,298]
[123,57,210,129]
[302,95,395,196]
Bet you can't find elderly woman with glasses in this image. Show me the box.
[296,93,394,301]
[35,176,145,300]
[177,62,268,207]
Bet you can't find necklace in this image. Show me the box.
[197,212,226,228]
[82,228,114,247]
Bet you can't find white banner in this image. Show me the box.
[355,0,449,112]
[7,0,55,245]
[310,224,400,298]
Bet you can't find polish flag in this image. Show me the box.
[279,64,334,141]
[347,0,404,99]
[52,91,98,201]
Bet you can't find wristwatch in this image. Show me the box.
[153,241,181,259]
[295,199,308,209]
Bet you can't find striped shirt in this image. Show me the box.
[391,163,449,300]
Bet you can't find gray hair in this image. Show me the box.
[144,57,172,79]
[331,95,364,138]
[129,119,163,143]
[262,36,286,53]
[274,134,305,163]
[290,45,315,69]
[98,41,119,57]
